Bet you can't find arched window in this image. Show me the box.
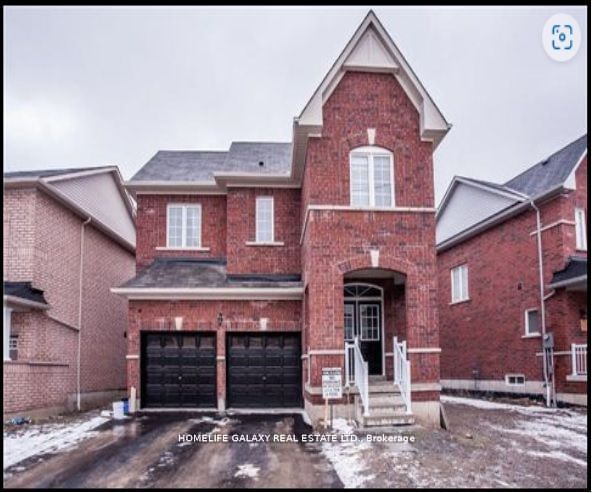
[349,146,394,207]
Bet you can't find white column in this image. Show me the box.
[3,304,12,361]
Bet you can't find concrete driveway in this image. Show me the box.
[4,412,343,489]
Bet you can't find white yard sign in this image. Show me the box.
[322,367,343,400]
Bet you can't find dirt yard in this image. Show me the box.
[3,395,588,489]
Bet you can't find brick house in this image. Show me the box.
[113,11,450,426]
[3,166,136,417]
[436,135,588,406]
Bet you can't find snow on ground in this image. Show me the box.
[3,415,109,470]
[234,463,260,479]
[442,394,587,468]
[320,418,376,488]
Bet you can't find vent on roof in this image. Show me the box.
[541,159,549,166]
[258,161,264,167]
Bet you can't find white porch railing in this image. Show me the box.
[345,337,370,416]
[393,336,412,414]
[344,341,355,386]
[571,344,587,376]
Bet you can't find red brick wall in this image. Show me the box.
[3,188,134,414]
[3,189,37,282]
[226,188,301,274]
[135,194,227,269]
[300,72,440,401]
[438,165,588,396]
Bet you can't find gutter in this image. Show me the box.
[110,286,304,301]
[76,217,91,411]
[548,275,587,289]
[3,295,50,311]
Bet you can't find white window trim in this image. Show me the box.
[505,374,526,386]
[575,207,587,251]
[255,196,274,244]
[166,203,202,249]
[450,264,469,304]
[349,146,395,208]
[3,305,12,361]
[524,308,541,336]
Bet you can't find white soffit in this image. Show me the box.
[296,11,449,146]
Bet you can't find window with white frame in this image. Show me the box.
[256,197,274,243]
[575,208,587,250]
[349,147,394,207]
[450,264,469,303]
[524,308,541,335]
[344,304,355,341]
[9,335,18,360]
[505,374,525,386]
[359,304,380,341]
[167,204,201,248]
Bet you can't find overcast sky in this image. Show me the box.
[3,6,588,202]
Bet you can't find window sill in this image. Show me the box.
[521,333,541,339]
[566,374,587,382]
[156,246,210,252]
[449,298,471,306]
[245,241,285,247]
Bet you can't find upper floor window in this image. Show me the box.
[524,308,541,336]
[450,264,469,303]
[167,204,201,248]
[349,147,394,207]
[575,208,587,250]
[256,196,274,243]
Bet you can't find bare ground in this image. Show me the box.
[3,396,588,489]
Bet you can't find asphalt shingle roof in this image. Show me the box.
[130,142,292,182]
[4,281,49,306]
[550,257,588,285]
[504,135,587,197]
[120,258,302,289]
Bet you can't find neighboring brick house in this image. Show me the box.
[113,11,450,426]
[3,166,136,417]
[436,135,588,406]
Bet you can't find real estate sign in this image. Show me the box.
[322,367,342,400]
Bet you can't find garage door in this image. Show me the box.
[141,332,216,408]
[227,333,302,408]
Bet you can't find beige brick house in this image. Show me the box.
[3,166,136,417]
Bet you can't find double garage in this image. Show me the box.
[141,332,302,409]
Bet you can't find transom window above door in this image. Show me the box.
[349,146,394,207]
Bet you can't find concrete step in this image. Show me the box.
[368,398,406,412]
[367,382,400,393]
[361,413,415,427]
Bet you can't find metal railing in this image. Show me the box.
[393,336,412,414]
[571,344,587,376]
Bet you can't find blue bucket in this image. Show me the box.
[122,398,129,415]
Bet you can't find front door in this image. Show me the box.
[344,300,383,375]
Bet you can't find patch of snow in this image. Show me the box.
[321,421,375,488]
[441,395,550,411]
[234,463,260,479]
[527,450,587,467]
[3,415,109,470]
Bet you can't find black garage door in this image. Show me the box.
[227,333,302,408]
[141,332,216,408]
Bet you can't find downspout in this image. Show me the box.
[77,217,91,411]
[528,199,554,407]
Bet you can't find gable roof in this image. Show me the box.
[4,166,136,252]
[130,142,292,184]
[437,134,587,250]
[296,10,450,145]
[504,134,587,196]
